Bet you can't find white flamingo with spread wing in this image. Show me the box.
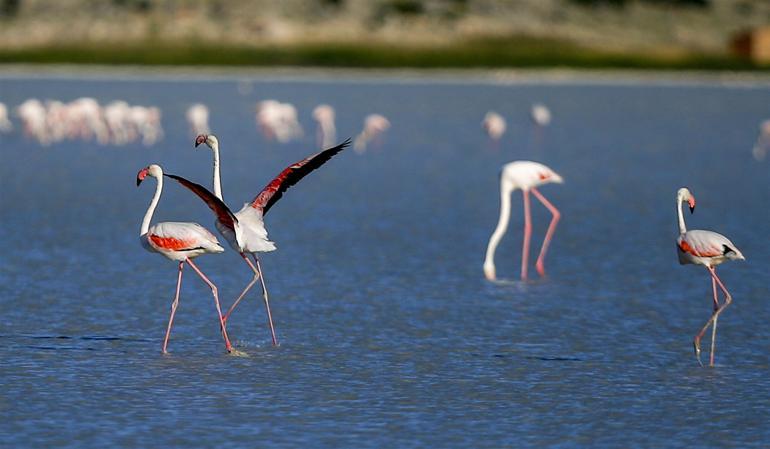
[136,164,233,354]
[165,135,351,346]
[484,161,563,281]
[675,187,744,367]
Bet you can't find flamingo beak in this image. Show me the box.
[688,199,696,214]
[136,168,149,186]
[195,134,207,148]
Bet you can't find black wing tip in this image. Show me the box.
[324,138,351,153]
[339,137,352,150]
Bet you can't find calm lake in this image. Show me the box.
[1,69,769,448]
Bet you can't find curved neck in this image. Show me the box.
[141,175,162,236]
[211,142,223,200]
[676,196,687,235]
[484,181,514,267]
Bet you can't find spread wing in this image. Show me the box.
[250,138,350,215]
[163,173,238,232]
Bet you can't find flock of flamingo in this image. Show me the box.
[6,93,750,367]
[13,98,163,146]
[1,99,390,153]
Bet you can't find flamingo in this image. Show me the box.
[482,111,506,141]
[165,135,351,346]
[137,164,234,354]
[312,104,337,149]
[353,114,390,153]
[186,103,211,137]
[752,119,770,161]
[0,102,11,133]
[256,100,303,143]
[675,187,745,367]
[530,103,551,128]
[483,161,563,281]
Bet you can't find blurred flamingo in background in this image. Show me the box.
[16,98,162,146]
[531,103,551,128]
[353,114,390,153]
[0,102,11,133]
[17,99,49,145]
[186,103,211,137]
[752,119,770,161]
[256,100,303,143]
[136,164,233,354]
[313,104,337,149]
[484,161,563,281]
[166,135,351,346]
[482,111,506,142]
[530,103,551,149]
[675,187,744,367]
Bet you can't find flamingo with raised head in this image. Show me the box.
[675,187,745,367]
[484,161,563,281]
[137,164,233,354]
[313,104,337,149]
[186,103,211,137]
[165,135,351,346]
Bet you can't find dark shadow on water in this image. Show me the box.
[0,334,153,342]
[470,352,583,362]
[525,355,582,362]
[26,345,97,351]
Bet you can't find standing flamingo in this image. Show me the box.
[483,161,563,281]
[165,135,351,346]
[137,164,234,354]
[675,187,744,367]
[313,104,337,149]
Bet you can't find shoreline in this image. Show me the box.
[2,64,770,88]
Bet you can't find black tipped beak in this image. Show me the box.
[689,205,695,214]
[194,141,202,148]
[136,177,143,186]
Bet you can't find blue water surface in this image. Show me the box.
[1,70,769,448]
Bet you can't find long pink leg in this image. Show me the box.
[531,187,561,277]
[709,276,719,366]
[254,254,278,346]
[693,267,733,367]
[186,259,233,353]
[222,253,278,346]
[223,253,261,324]
[162,261,184,354]
[521,189,532,280]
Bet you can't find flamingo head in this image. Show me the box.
[195,133,218,150]
[677,187,696,213]
[136,164,162,186]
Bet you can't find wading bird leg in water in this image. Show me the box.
[162,262,184,354]
[223,253,262,325]
[693,267,733,367]
[531,187,561,277]
[521,189,532,281]
[186,258,233,353]
[708,275,719,367]
[222,254,278,347]
[254,254,277,346]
